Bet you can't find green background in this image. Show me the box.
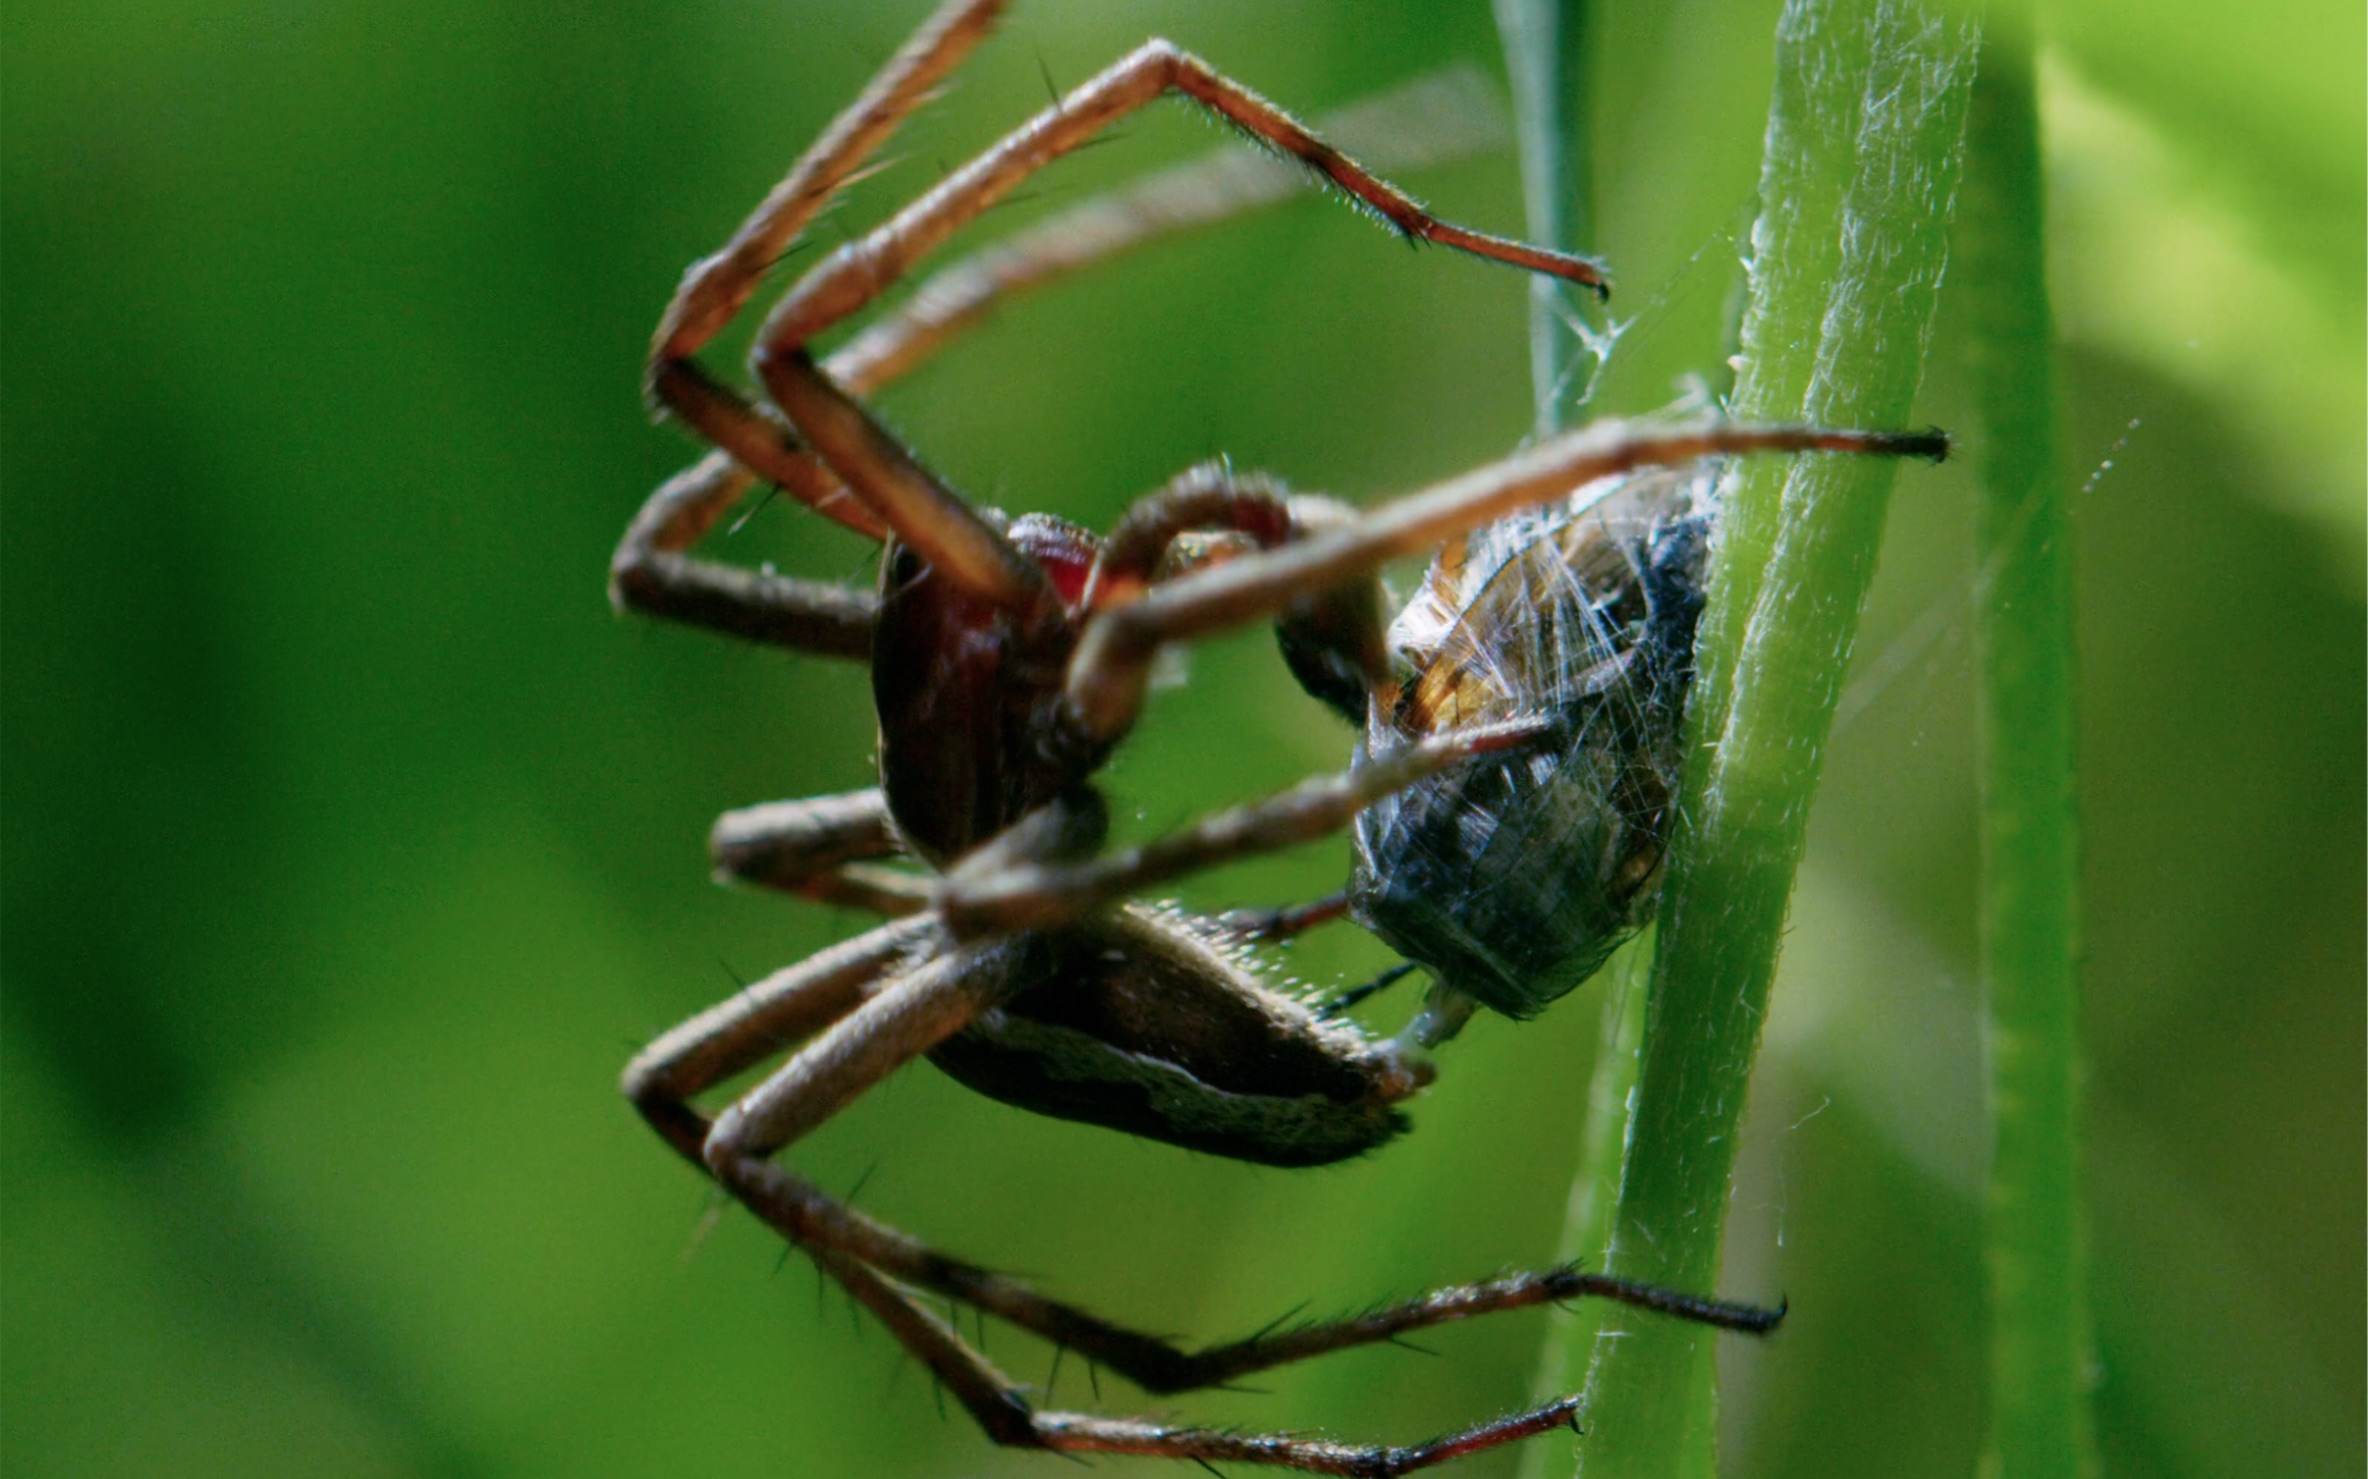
[4,2,2359,1477]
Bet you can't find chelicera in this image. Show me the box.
[614,1,1946,1471]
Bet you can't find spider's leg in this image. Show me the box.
[723,1143,1757,1476]
[788,1237,1600,1478]
[673,941,1256,1385]
[1062,420,1951,743]
[826,67,1534,396]
[644,334,1043,620]
[936,720,1546,940]
[1126,1265,1782,1394]
[702,946,997,1166]
[609,448,879,655]
[634,1,1025,604]
[739,1139,1783,1402]
[1216,890,1354,944]
[738,35,1605,608]
[640,64,1533,592]
[708,787,930,917]
[1081,469,1390,725]
[621,915,1247,1378]
[754,37,1606,372]
[640,366,887,542]
[623,915,934,1162]
[1089,462,1305,592]
[648,0,1007,370]
[759,350,1057,612]
[631,920,1778,1437]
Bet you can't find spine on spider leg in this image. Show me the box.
[1570,3,1979,1477]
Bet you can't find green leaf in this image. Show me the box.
[1494,0,1603,434]
[1961,37,2101,1479]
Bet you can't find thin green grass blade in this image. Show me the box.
[1517,938,1649,1479]
[1568,3,1980,1475]
[1960,37,2100,1479]
[1494,0,1599,436]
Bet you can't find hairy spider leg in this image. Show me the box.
[822,66,1527,397]
[643,0,1608,621]
[650,0,1010,370]
[621,48,1534,647]
[609,451,879,655]
[746,30,1606,365]
[621,0,1010,612]
[1059,420,1949,745]
[625,918,1780,1476]
[627,916,1204,1369]
[936,719,1550,938]
[706,787,932,916]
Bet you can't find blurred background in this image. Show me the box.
[4,1,2359,1476]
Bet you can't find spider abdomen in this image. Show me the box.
[929,906,1426,1167]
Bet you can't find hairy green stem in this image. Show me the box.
[1961,39,2099,1479]
[1569,3,1979,1476]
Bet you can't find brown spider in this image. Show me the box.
[614,2,1945,1471]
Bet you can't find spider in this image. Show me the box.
[614,1,1946,1471]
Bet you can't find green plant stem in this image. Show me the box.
[1961,40,2099,1479]
[1570,3,1979,1476]
[1517,941,1649,1479]
[1494,0,1598,435]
